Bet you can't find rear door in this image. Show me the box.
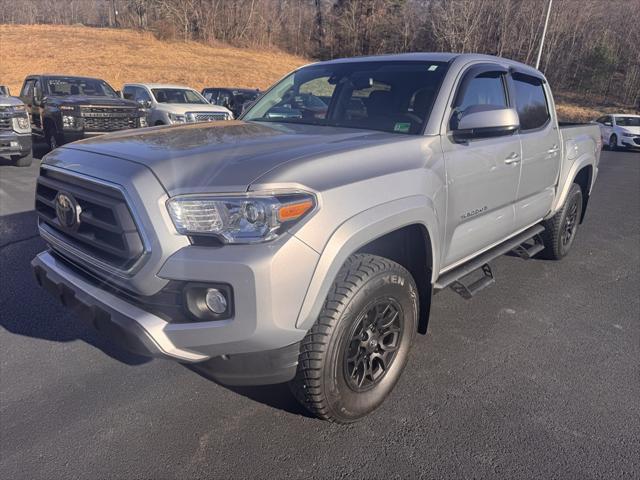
[441,64,522,268]
[510,72,560,229]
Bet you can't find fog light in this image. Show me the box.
[205,288,227,314]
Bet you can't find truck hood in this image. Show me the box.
[0,96,25,107]
[57,121,407,194]
[46,95,138,108]
[155,103,232,115]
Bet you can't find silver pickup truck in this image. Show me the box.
[32,53,600,423]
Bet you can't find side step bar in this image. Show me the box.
[434,224,545,298]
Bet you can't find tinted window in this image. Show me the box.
[45,77,118,98]
[202,89,218,102]
[151,88,207,104]
[513,73,550,130]
[615,116,640,127]
[244,61,449,135]
[122,86,135,100]
[21,80,34,98]
[134,87,151,103]
[456,72,508,113]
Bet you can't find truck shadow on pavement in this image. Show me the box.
[0,210,151,366]
[185,364,314,418]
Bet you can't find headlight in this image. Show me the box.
[62,115,78,128]
[168,113,186,123]
[12,115,30,133]
[166,192,316,244]
[139,115,148,128]
[621,132,634,138]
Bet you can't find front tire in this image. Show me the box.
[541,183,583,260]
[12,153,33,167]
[609,134,618,151]
[290,254,419,423]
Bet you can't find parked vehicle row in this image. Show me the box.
[31,52,601,422]
[0,75,261,166]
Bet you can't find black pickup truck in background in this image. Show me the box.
[19,75,147,151]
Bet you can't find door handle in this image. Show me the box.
[504,152,520,165]
[547,145,560,154]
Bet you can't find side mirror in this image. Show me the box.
[115,90,122,97]
[137,99,152,109]
[452,107,519,141]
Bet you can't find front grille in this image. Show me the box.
[35,168,146,272]
[82,116,137,131]
[0,113,12,131]
[80,106,139,132]
[190,112,229,122]
[633,137,640,146]
[82,106,135,115]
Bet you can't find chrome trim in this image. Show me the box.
[38,164,152,278]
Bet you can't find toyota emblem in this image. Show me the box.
[55,192,81,229]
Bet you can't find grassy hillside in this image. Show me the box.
[0,24,308,94]
[1,24,635,122]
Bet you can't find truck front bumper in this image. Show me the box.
[32,245,313,385]
[0,132,32,157]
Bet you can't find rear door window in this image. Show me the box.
[512,73,550,131]
[123,86,135,100]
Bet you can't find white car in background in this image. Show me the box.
[594,114,640,150]
[122,83,233,126]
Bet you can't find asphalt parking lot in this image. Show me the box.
[1,149,638,479]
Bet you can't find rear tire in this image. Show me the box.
[12,153,32,167]
[290,254,419,423]
[541,183,583,260]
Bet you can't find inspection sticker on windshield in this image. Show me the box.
[394,122,411,133]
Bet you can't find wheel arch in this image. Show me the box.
[295,196,440,333]
[573,165,593,223]
[548,150,597,222]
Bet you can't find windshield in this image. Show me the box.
[243,61,449,134]
[45,77,118,97]
[151,88,208,104]
[616,116,640,127]
[235,90,259,101]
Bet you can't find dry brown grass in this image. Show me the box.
[0,24,308,94]
[554,91,638,123]
[1,24,636,124]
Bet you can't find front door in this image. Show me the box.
[441,66,522,269]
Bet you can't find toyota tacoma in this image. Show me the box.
[32,53,600,423]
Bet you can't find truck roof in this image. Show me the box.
[313,52,544,79]
[29,74,107,80]
[124,83,196,90]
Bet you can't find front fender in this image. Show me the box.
[295,195,440,331]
